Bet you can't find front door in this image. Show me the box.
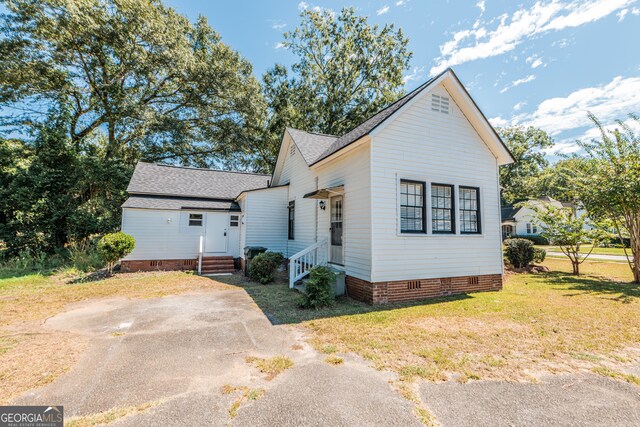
[205,213,228,253]
[330,195,343,265]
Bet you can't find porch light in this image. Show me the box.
[319,201,326,210]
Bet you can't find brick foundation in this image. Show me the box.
[345,274,503,304]
[120,259,198,272]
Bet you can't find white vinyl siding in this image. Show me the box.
[273,134,372,280]
[315,143,372,281]
[122,208,241,260]
[370,83,503,282]
[242,186,289,256]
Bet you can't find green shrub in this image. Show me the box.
[504,238,535,268]
[512,234,549,245]
[533,247,546,263]
[97,232,135,273]
[249,252,284,284]
[300,266,336,309]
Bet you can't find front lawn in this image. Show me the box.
[540,245,632,257]
[225,259,640,383]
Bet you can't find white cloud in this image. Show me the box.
[476,0,486,13]
[395,0,407,5]
[545,118,640,155]
[430,0,634,75]
[617,8,629,20]
[526,54,544,68]
[403,66,425,84]
[272,22,286,30]
[377,5,390,15]
[298,1,308,10]
[500,74,537,93]
[513,101,527,111]
[274,42,285,50]
[495,76,640,137]
[632,7,640,14]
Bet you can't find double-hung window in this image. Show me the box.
[431,184,455,234]
[188,213,203,227]
[400,180,426,233]
[459,186,481,234]
[288,201,295,240]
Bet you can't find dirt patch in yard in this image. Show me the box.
[0,271,232,403]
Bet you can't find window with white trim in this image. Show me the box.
[230,215,239,227]
[188,213,203,227]
[459,186,481,234]
[400,180,426,233]
[431,184,455,233]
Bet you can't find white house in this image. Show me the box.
[121,68,515,304]
[501,196,592,240]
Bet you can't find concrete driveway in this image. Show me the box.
[13,287,421,426]
[12,284,640,426]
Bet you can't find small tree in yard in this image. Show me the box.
[579,113,640,283]
[98,232,135,274]
[526,203,601,275]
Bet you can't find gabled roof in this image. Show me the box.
[501,206,521,221]
[126,162,270,200]
[286,128,337,164]
[277,67,514,172]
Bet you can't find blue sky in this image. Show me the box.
[165,0,639,157]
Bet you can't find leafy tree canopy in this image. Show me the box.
[578,113,640,282]
[0,0,265,168]
[498,126,554,205]
[257,7,412,171]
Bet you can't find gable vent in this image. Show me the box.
[431,94,450,114]
[290,144,296,157]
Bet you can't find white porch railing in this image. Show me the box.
[288,238,329,288]
[197,235,204,275]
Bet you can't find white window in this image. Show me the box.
[431,184,455,233]
[230,215,239,227]
[459,186,481,234]
[189,213,203,227]
[431,94,450,114]
[532,224,538,234]
[400,180,426,233]
[526,223,532,234]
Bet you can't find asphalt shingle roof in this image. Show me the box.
[286,72,444,167]
[501,206,521,221]
[122,195,239,211]
[286,128,337,164]
[287,68,512,166]
[126,162,270,199]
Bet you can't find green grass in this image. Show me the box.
[540,245,631,257]
[221,260,640,382]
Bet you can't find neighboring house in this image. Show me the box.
[501,196,591,240]
[121,68,515,304]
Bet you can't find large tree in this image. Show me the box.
[498,126,554,205]
[578,113,640,283]
[0,0,265,168]
[258,7,412,171]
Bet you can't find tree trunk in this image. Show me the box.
[572,260,580,275]
[105,118,116,160]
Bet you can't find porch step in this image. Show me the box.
[200,256,235,274]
